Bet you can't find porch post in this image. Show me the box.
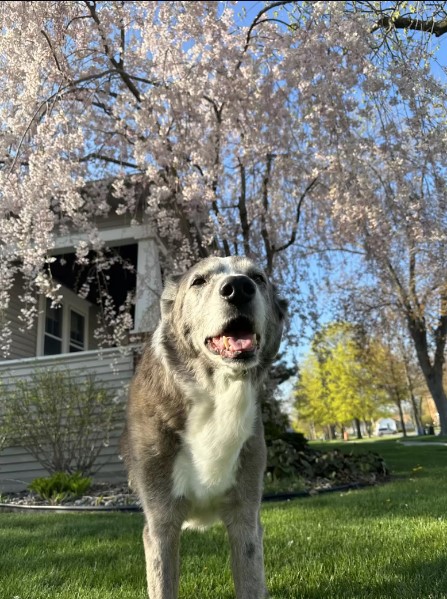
[133,236,162,334]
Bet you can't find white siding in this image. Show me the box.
[0,348,135,493]
[4,278,38,360]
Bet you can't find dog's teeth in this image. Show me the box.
[253,335,257,347]
[223,336,230,350]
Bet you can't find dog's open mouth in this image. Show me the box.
[206,317,259,360]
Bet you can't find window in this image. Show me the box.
[69,310,85,353]
[43,299,63,355]
[38,287,90,356]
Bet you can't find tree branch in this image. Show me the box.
[408,242,423,319]
[372,15,447,38]
[433,289,447,372]
[237,160,251,256]
[79,152,139,169]
[260,154,274,275]
[203,96,231,257]
[273,174,319,254]
[41,29,63,74]
[237,1,295,69]
[84,1,142,102]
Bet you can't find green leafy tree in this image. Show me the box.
[294,323,390,438]
[294,353,336,439]
[367,341,412,436]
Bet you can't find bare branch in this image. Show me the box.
[84,1,142,102]
[203,97,230,257]
[40,29,63,73]
[273,174,319,254]
[408,242,423,319]
[237,1,295,69]
[237,160,251,256]
[260,154,274,274]
[372,14,447,38]
[79,152,139,169]
[433,289,447,371]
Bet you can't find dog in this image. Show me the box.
[121,256,287,599]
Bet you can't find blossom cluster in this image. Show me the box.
[0,1,445,358]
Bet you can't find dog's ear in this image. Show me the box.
[160,274,182,318]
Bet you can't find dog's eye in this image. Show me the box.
[191,276,207,287]
[252,274,266,285]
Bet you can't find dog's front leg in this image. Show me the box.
[143,520,181,599]
[225,510,269,599]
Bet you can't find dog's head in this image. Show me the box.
[157,256,287,371]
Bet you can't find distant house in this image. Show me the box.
[0,179,162,492]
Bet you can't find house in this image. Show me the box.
[0,178,163,492]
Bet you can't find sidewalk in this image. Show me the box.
[398,440,447,447]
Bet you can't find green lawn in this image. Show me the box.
[400,435,447,444]
[2,439,447,598]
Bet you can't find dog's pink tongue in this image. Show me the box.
[212,334,255,352]
[227,335,254,351]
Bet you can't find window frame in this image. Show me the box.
[37,287,90,356]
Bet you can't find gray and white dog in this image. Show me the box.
[122,256,287,599]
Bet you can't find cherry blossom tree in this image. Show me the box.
[319,4,447,433]
[1,1,447,431]
[0,1,372,351]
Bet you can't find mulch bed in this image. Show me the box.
[0,477,384,512]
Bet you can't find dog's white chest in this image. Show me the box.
[172,377,256,505]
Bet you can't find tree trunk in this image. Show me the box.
[396,397,407,437]
[424,372,447,435]
[354,418,362,439]
[411,330,447,434]
[328,424,337,440]
[401,350,424,435]
[409,390,424,435]
[407,315,447,435]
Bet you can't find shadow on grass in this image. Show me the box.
[0,512,234,598]
[2,439,446,598]
[0,514,144,596]
[264,480,447,597]
[269,554,447,599]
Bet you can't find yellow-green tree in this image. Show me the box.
[294,323,391,439]
[367,340,411,436]
[294,353,337,439]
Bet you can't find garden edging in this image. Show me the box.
[0,481,376,513]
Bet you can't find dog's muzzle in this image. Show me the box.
[206,317,259,361]
[205,276,261,361]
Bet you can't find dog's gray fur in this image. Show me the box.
[121,256,286,599]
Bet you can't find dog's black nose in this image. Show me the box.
[220,276,256,304]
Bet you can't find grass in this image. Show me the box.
[400,435,447,444]
[2,439,447,598]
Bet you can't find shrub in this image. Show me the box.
[266,439,300,480]
[29,472,91,504]
[266,439,389,488]
[280,431,308,452]
[305,449,389,482]
[0,369,122,475]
